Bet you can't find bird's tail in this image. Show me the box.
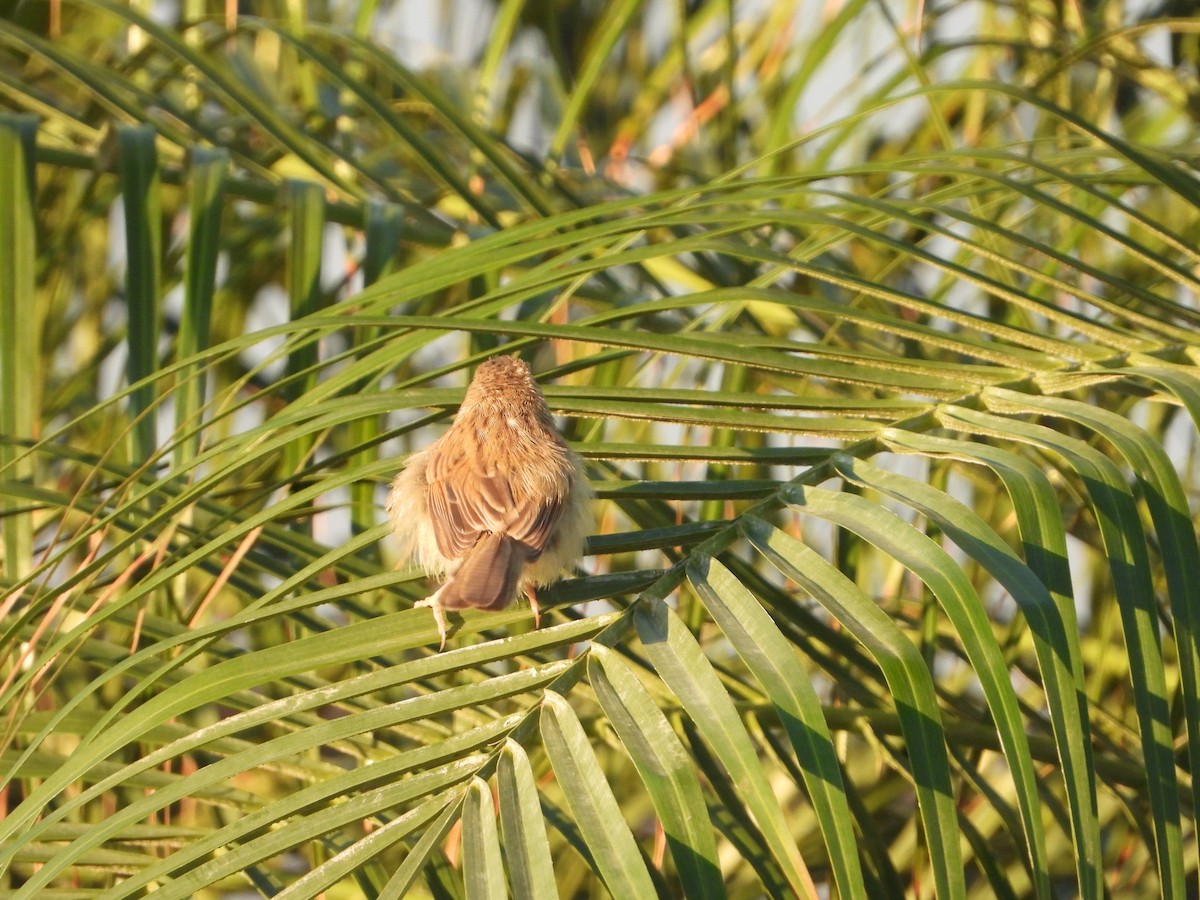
[438,532,523,611]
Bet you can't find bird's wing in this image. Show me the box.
[425,435,511,559]
[507,490,566,559]
[425,432,566,560]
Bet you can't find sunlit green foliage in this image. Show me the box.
[2,1,1200,897]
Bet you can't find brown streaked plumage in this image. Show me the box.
[386,356,593,649]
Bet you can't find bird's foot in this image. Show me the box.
[527,587,541,629]
[415,588,448,651]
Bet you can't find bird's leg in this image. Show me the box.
[526,586,541,629]
[415,586,448,651]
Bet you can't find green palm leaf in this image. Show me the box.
[2,3,1199,897]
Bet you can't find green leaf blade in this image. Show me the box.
[173,146,228,470]
[742,515,966,900]
[463,777,506,900]
[632,599,820,900]
[685,553,867,900]
[497,739,560,900]
[0,113,38,583]
[587,643,726,899]
[540,690,659,899]
[116,123,162,462]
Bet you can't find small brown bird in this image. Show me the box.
[386,356,593,649]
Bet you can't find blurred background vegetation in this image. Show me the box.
[2,0,1200,897]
